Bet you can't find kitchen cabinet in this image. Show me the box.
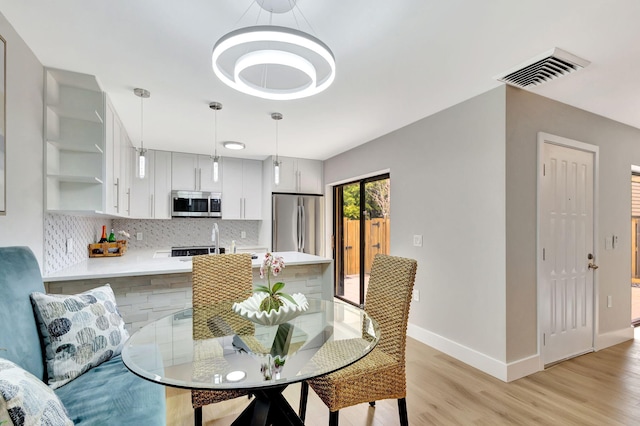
[44,68,105,213]
[222,158,262,220]
[131,150,172,219]
[105,96,134,216]
[274,156,323,194]
[120,131,134,216]
[171,152,221,192]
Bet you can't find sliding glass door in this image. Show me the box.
[334,174,390,306]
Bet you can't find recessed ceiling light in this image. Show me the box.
[222,141,246,150]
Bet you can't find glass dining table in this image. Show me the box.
[121,298,380,426]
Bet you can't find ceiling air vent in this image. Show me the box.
[496,48,590,88]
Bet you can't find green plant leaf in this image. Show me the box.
[253,285,271,294]
[279,292,298,306]
[272,281,285,293]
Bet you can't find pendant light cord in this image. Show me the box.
[214,107,218,157]
[275,116,279,162]
[140,95,144,151]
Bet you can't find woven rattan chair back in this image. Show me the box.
[190,253,253,426]
[364,254,417,362]
[192,253,253,340]
[299,253,417,426]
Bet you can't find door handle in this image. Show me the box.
[588,253,599,270]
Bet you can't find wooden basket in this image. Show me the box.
[88,240,128,257]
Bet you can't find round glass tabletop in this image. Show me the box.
[121,298,380,391]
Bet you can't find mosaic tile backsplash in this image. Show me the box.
[112,218,259,250]
[45,214,260,275]
[44,214,112,275]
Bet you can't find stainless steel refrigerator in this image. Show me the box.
[272,193,324,254]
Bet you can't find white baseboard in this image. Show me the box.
[595,326,634,351]
[407,323,541,382]
[407,324,636,382]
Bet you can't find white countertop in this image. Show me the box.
[43,250,332,282]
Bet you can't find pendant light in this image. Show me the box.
[134,88,150,179]
[209,102,222,183]
[211,0,335,101]
[272,112,283,185]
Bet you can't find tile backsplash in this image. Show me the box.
[45,214,261,275]
[44,214,111,275]
[111,218,259,250]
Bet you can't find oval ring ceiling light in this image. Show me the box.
[212,25,335,100]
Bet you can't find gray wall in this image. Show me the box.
[325,82,640,372]
[506,86,640,361]
[0,14,44,265]
[324,87,508,361]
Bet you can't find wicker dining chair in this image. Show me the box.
[191,253,253,426]
[299,254,418,426]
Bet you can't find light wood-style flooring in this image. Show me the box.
[166,328,640,425]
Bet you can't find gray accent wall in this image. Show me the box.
[325,87,508,362]
[506,86,640,362]
[0,14,44,265]
[326,83,640,377]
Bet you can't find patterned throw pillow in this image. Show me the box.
[30,284,129,389]
[0,358,73,425]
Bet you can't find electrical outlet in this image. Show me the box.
[413,289,420,302]
[413,235,423,247]
[241,231,246,239]
[66,238,73,254]
[136,232,143,241]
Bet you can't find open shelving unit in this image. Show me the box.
[44,68,106,213]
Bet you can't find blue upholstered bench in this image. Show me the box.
[0,246,166,425]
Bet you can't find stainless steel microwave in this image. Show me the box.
[171,190,221,218]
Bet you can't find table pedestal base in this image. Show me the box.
[232,385,303,426]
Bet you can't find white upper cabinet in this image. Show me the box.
[153,151,173,219]
[171,152,221,192]
[44,68,105,213]
[131,150,172,219]
[44,68,138,217]
[296,158,323,194]
[222,158,262,220]
[120,129,134,217]
[105,95,136,217]
[274,156,323,194]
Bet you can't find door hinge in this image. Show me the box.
[543,248,545,261]
[543,333,546,346]
[543,163,546,176]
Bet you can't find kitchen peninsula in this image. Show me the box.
[44,251,333,332]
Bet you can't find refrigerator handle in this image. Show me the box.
[297,205,302,251]
[300,204,306,252]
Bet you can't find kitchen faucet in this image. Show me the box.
[211,223,220,254]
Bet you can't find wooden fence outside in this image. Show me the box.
[343,218,390,275]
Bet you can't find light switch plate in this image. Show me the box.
[413,289,420,302]
[241,231,247,239]
[66,238,73,254]
[136,232,143,241]
[413,235,423,247]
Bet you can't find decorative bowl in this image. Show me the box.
[232,293,309,326]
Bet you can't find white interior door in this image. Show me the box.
[539,135,596,366]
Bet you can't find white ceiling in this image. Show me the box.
[2,0,640,161]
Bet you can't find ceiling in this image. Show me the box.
[2,0,640,161]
